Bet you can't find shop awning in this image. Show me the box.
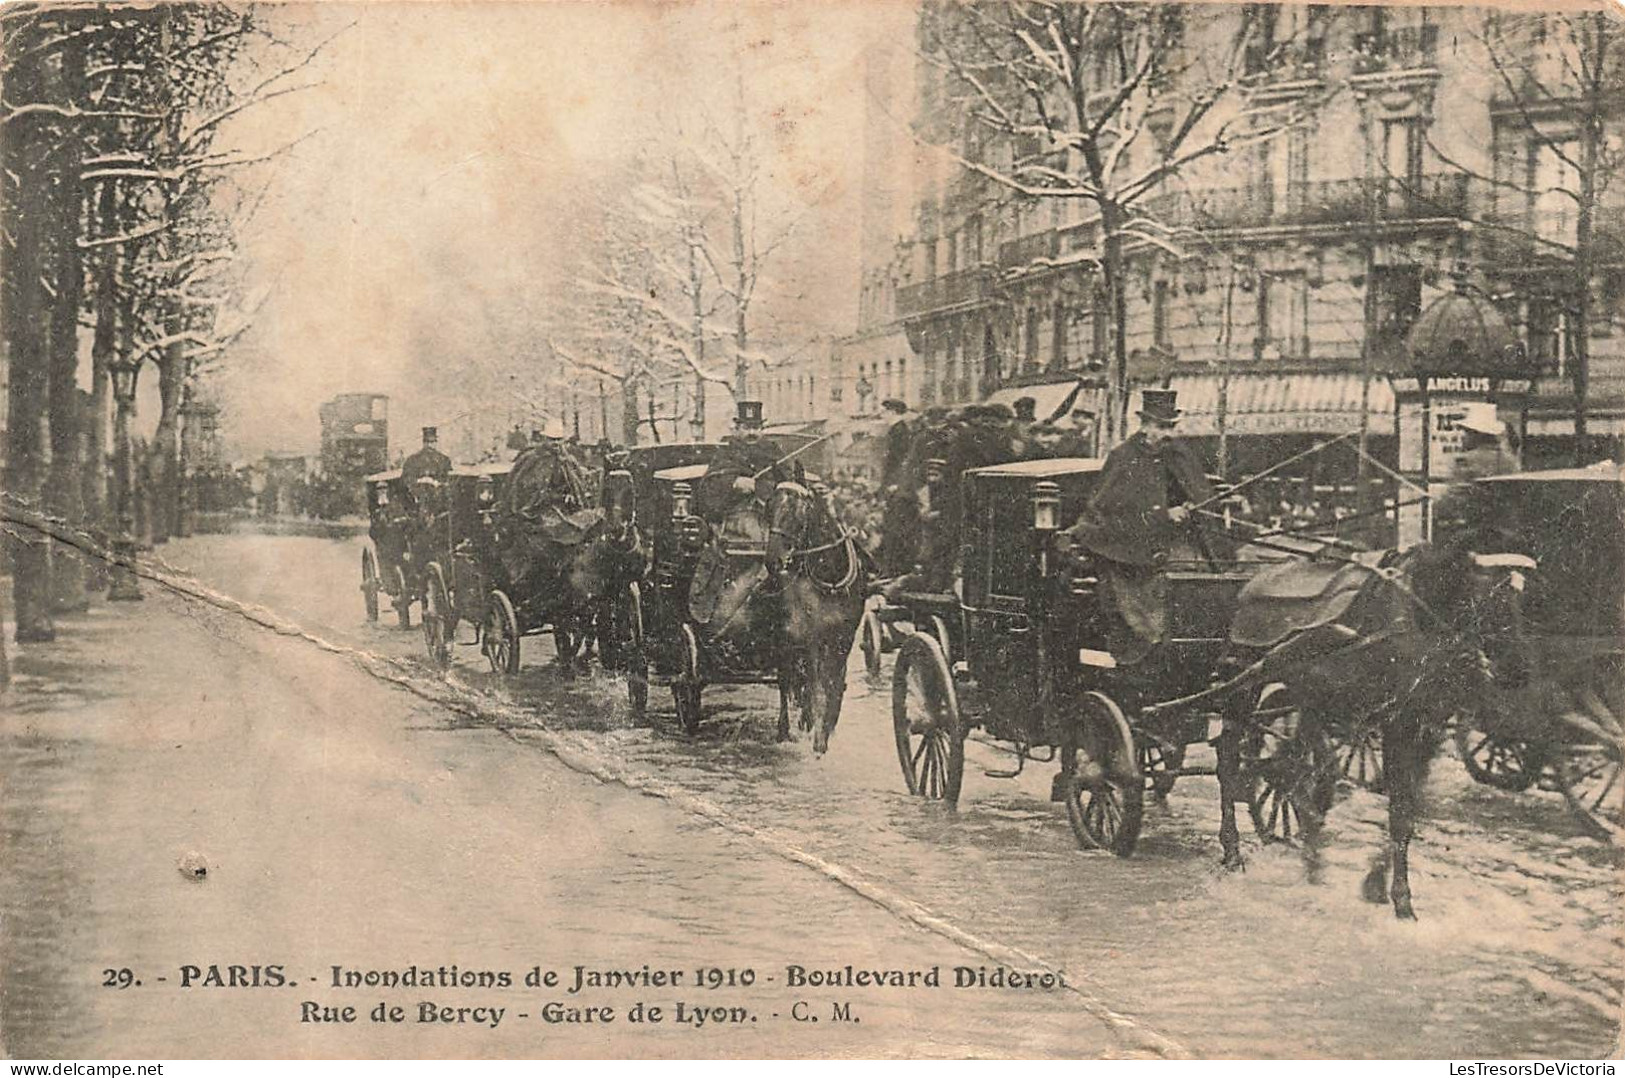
[984,378,1091,423]
[1130,370,1396,437]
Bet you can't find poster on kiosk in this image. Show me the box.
[1391,375,1530,547]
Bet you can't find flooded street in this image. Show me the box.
[61,529,1609,1059]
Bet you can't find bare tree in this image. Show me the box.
[919,2,1333,443]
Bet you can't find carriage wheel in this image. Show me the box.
[392,565,411,629]
[1242,683,1334,844]
[422,565,452,670]
[1140,735,1186,799]
[673,623,703,735]
[482,590,521,677]
[859,607,884,681]
[1554,680,1625,843]
[1327,719,1386,792]
[622,582,649,720]
[1557,741,1625,843]
[1062,691,1144,856]
[929,615,954,664]
[361,548,380,623]
[1454,722,1543,793]
[891,631,965,804]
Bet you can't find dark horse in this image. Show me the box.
[1213,542,1532,919]
[766,481,871,754]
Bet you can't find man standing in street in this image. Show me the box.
[878,398,918,577]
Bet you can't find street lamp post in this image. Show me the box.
[107,357,144,601]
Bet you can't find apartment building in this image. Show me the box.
[844,3,1623,468]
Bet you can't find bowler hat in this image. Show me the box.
[1138,389,1181,424]
[1012,396,1037,421]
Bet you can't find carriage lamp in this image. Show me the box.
[1032,481,1061,532]
[672,481,693,520]
[926,458,946,485]
[376,487,389,508]
[476,476,494,504]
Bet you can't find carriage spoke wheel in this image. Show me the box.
[1557,740,1625,843]
[1140,735,1186,799]
[421,566,452,671]
[361,548,380,623]
[482,590,521,677]
[392,566,411,629]
[1242,683,1333,845]
[859,607,884,681]
[622,582,649,720]
[673,623,703,735]
[1328,719,1385,792]
[1454,721,1542,793]
[891,631,965,804]
[1063,691,1143,856]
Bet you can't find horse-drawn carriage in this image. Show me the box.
[881,458,1266,854]
[361,468,415,626]
[1451,463,1624,842]
[878,452,1534,918]
[605,433,865,744]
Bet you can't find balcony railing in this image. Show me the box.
[896,266,998,319]
[997,230,1061,270]
[1352,24,1440,75]
[1143,173,1476,232]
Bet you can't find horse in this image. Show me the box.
[766,480,872,754]
[1213,541,1533,920]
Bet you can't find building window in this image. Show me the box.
[1256,272,1308,359]
[1022,307,1040,372]
[1526,296,1573,377]
[1530,138,1580,248]
[898,357,907,401]
[1370,264,1423,364]
[1380,118,1425,213]
[1052,301,1068,368]
[966,215,983,265]
[1153,281,1170,349]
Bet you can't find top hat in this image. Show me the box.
[1011,396,1038,421]
[1138,389,1181,424]
[421,426,438,443]
[735,400,765,430]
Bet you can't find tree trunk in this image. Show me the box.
[150,324,184,545]
[1100,205,1129,447]
[3,99,56,642]
[87,182,118,544]
[621,377,640,446]
[1570,24,1604,466]
[47,34,89,612]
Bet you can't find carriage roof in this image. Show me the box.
[652,462,711,484]
[965,457,1105,480]
[452,461,513,478]
[1477,462,1625,486]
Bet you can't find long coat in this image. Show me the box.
[1063,432,1223,662]
[1064,432,1217,567]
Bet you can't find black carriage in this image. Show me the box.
[1451,464,1625,842]
[606,435,821,733]
[414,462,510,669]
[881,457,1302,855]
[361,468,416,627]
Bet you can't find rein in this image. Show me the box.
[770,485,862,593]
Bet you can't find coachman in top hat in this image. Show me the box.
[1059,388,1225,666]
[690,401,795,626]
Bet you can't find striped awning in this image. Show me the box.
[1130,370,1396,437]
[984,378,1091,423]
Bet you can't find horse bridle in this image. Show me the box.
[769,482,862,592]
